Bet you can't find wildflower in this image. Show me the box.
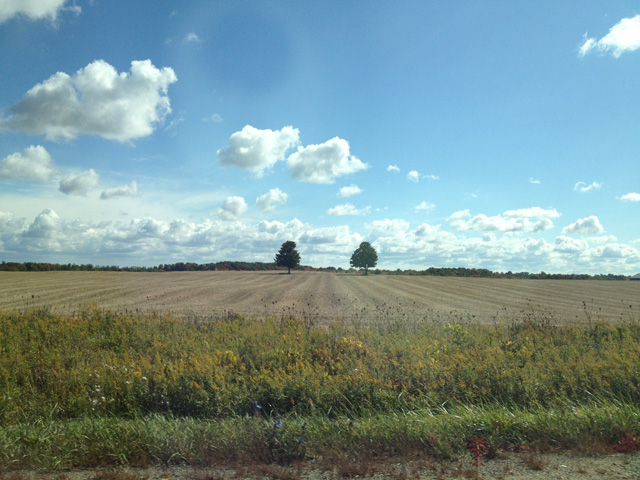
[273,419,283,428]
[252,400,262,409]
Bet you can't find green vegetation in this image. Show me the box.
[350,241,378,275]
[274,241,301,274]
[1,307,639,471]
[0,260,631,279]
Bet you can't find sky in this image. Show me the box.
[0,1,639,273]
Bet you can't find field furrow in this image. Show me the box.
[1,271,638,324]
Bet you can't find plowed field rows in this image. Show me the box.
[1,271,638,324]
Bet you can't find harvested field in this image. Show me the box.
[1,271,638,324]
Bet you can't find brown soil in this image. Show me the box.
[1,271,638,325]
[4,451,640,479]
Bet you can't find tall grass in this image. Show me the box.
[0,306,639,470]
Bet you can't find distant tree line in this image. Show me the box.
[0,260,630,279]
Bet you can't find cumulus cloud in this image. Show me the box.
[286,137,367,184]
[300,225,362,246]
[387,164,400,173]
[415,201,436,212]
[59,169,100,196]
[337,184,362,198]
[217,125,299,177]
[554,235,588,254]
[574,181,602,193]
[448,207,560,233]
[327,203,370,216]
[0,0,76,23]
[529,177,541,185]
[579,15,640,58]
[1,60,177,142]
[215,196,248,220]
[100,181,139,200]
[0,145,58,180]
[256,188,288,212]
[407,170,420,182]
[618,192,640,202]
[562,216,604,235]
[366,219,410,235]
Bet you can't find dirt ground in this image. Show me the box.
[1,271,638,325]
[4,451,640,479]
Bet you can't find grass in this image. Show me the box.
[0,306,639,472]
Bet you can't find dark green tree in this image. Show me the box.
[350,241,378,275]
[275,240,301,274]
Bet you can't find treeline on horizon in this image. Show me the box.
[0,260,631,280]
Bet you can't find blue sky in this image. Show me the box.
[1,1,639,273]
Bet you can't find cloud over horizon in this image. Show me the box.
[448,208,561,233]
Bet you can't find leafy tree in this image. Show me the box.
[350,241,378,275]
[275,240,301,274]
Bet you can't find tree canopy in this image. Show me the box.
[350,241,378,275]
[274,241,301,274]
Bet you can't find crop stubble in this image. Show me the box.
[1,271,638,324]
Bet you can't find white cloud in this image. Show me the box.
[574,181,602,193]
[387,164,400,173]
[503,207,561,219]
[0,0,76,23]
[0,145,58,180]
[366,218,410,235]
[100,181,139,200]
[286,137,368,184]
[327,203,370,216]
[562,216,604,235]
[406,170,438,182]
[337,184,362,198]
[217,125,299,177]
[1,60,177,142]
[59,169,100,196]
[618,192,640,202]
[415,201,436,212]
[579,15,640,58]
[407,170,420,182]
[203,113,223,123]
[592,243,640,260]
[215,196,248,220]
[448,207,560,233]
[300,225,362,247]
[185,32,201,43]
[529,177,541,185]
[554,235,588,254]
[256,188,288,212]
